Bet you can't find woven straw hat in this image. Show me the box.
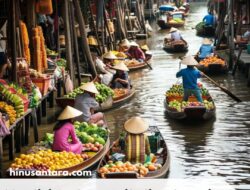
[180,55,198,66]
[169,27,178,33]
[58,106,83,120]
[179,6,186,10]
[112,62,129,71]
[80,82,99,94]
[120,39,130,47]
[203,38,212,45]
[141,45,149,51]
[124,117,149,134]
[130,41,139,47]
[103,51,118,60]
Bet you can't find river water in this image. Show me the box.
[105,2,250,189]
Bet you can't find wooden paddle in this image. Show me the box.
[178,56,242,102]
[196,69,242,102]
[145,59,153,70]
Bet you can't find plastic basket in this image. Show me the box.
[31,76,51,95]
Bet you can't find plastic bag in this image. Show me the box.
[0,116,10,137]
[64,74,73,94]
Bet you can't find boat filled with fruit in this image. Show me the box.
[158,12,185,29]
[8,122,110,176]
[97,126,170,178]
[164,83,216,120]
[163,38,188,53]
[196,55,228,74]
[123,59,151,71]
[56,82,135,111]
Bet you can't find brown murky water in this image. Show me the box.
[105,2,250,189]
[2,2,250,189]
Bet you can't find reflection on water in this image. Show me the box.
[105,2,250,188]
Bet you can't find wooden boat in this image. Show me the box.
[97,126,170,178]
[196,56,228,74]
[6,136,110,177]
[127,61,151,71]
[163,39,188,53]
[164,97,216,120]
[56,87,135,111]
[157,5,176,29]
[158,12,185,29]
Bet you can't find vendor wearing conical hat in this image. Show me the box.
[197,38,213,61]
[103,51,118,66]
[127,41,145,62]
[74,82,105,126]
[124,117,151,163]
[176,56,203,102]
[52,106,83,154]
[169,27,183,41]
[119,39,130,53]
[111,62,130,89]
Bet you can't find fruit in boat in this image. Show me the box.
[113,88,127,99]
[199,56,225,67]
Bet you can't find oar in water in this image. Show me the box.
[145,59,153,70]
[196,68,242,102]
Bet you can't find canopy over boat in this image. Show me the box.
[159,5,175,11]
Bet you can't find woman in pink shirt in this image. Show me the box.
[52,106,83,154]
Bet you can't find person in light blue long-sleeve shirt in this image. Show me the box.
[198,38,214,60]
[176,56,203,102]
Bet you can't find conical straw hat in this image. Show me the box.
[124,117,149,134]
[103,51,118,60]
[112,62,129,71]
[180,55,198,66]
[80,82,99,94]
[141,44,149,51]
[202,38,212,45]
[58,106,83,120]
[130,41,139,47]
[169,27,178,33]
[120,39,130,47]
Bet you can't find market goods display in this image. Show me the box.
[10,149,87,171]
[0,85,25,118]
[199,56,225,67]
[0,102,17,124]
[98,160,162,178]
[124,59,140,66]
[113,88,127,99]
[64,82,114,103]
[46,48,58,57]
[83,142,104,152]
[195,21,205,31]
[32,26,47,73]
[55,58,67,68]
[166,84,215,112]
[74,121,108,145]
[20,21,31,64]
[29,68,47,78]
[170,18,184,23]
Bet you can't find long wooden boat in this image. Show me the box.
[6,136,110,177]
[97,126,170,178]
[56,87,136,111]
[127,61,151,71]
[196,25,215,37]
[164,97,216,120]
[196,56,228,74]
[163,40,188,53]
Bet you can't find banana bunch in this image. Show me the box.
[0,86,25,118]
[0,101,17,124]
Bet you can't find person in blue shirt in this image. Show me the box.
[197,38,213,60]
[203,12,215,26]
[176,56,203,102]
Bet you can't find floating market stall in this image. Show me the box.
[158,12,185,29]
[97,126,170,178]
[164,84,216,120]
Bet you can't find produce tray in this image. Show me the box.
[31,76,51,96]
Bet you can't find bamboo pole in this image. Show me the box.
[228,0,234,70]
[69,1,81,86]
[9,0,17,82]
[73,0,97,78]
[62,0,74,83]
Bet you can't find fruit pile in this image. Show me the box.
[169,18,184,24]
[0,85,25,118]
[46,48,58,57]
[98,161,162,178]
[199,56,225,67]
[124,59,140,66]
[74,121,108,145]
[116,52,127,58]
[64,82,114,103]
[113,88,127,99]
[0,102,17,124]
[195,21,205,31]
[168,100,215,112]
[83,142,104,152]
[10,149,87,171]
